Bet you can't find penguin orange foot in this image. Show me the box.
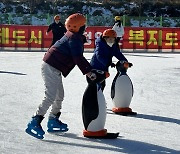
[112,107,137,116]
[83,129,119,139]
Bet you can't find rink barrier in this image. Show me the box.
[0,25,180,53]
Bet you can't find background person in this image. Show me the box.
[112,16,124,44]
[46,14,66,47]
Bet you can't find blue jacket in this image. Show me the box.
[90,36,127,72]
[43,31,91,77]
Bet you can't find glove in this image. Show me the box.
[128,62,133,67]
[82,35,87,43]
[110,63,116,68]
[86,72,96,80]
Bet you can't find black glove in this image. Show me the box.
[128,62,133,67]
[86,72,96,80]
[82,35,87,43]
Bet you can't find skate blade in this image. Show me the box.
[47,127,69,133]
[84,132,119,139]
[25,128,44,139]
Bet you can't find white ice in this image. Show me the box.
[0,52,179,154]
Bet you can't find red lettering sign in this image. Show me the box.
[0,25,180,50]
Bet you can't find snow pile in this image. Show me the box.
[0,2,180,27]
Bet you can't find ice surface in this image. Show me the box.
[0,52,179,154]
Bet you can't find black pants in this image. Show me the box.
[50,38,58,47]
[50,36,62,47]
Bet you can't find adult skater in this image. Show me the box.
[112,16,124,43]
[46,14,66,47]
[25,13,96,139]
[90,29,129,91]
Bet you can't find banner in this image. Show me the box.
[84,26,180,50]
[0,25,180,50]
[0,25,50,48]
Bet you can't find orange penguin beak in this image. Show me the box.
[105,72,110,78]
[123,62,129,69]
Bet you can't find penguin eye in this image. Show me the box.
[96,70,104,74]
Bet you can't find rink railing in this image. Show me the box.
[0,25,180,53]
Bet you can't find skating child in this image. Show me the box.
[90,29,128,91]
[25,13,96,139]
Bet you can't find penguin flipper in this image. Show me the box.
[111,72,119,99]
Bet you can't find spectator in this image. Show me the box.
[46,15,66,47]
[112,16,124,43]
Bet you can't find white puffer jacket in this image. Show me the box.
[112,23,124,38]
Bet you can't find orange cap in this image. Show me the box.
[65,13,86,33]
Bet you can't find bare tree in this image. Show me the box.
[128,0,143,26]
[1,0,13,5]
[102,0,110,4]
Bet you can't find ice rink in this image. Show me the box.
[0,51,179,154]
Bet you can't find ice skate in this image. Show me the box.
[47,112,69,133]
[25,115,45,139]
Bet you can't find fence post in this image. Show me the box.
[47,13,50,25]
[160,16,163,27]
[123,15,125,26]
[86,14,88,26]
[8,13,11,24]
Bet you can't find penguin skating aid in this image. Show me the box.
[111,61,137,116]
[82,70,119,139]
